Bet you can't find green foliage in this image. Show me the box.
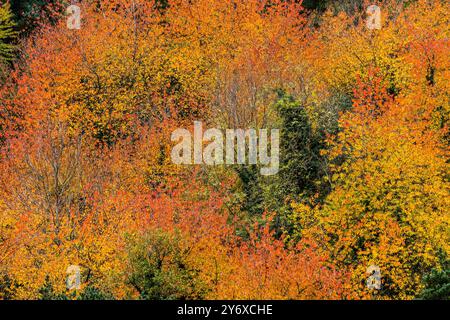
[37,276,114,300]
[0,1,17,63]
[0,272,18,300]
[235,94,327,236]
[276,95,324,201]
[236,165,264,216]
[125,230,207,300]
[9,0,64,35]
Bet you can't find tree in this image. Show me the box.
[239,93,327,233]
[1,0,448,301]
[9,0,65,35]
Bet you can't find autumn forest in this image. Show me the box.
[0,0,448,300]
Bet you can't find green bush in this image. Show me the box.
[0,1,17,63]
[125,229,207,300]
[418,268,450,300]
